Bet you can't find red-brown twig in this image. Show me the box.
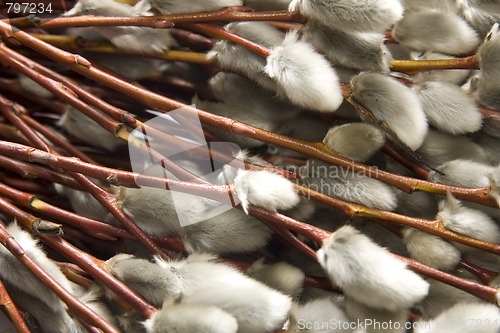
[0,224,120,332]
[0,181,131,241]
[1,140,499,256]
[252,212,500,305]
[0,277,30,333]
[1,27,495,208]
[9,7,304,29]
[0,199,157,318]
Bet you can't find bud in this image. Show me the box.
[0,223,73,315]
[303,166,398,211]
[65,0,175,54]
[350,72,428,150]
[208,22,284,91]
[106,253,183,307]
[427,159,493,187]
[317,225,429,311]
[289,0,404,33]
[323,123,385,162]
[402,227,461,271]
[178,283,292,333]
[392,10,480,55]
[233,169,301,213]
[144,303,238,333]
[437,192,500,244]
[417,130,489,168]
[246,259,305,297]
[136,0,243,14]
[302,21,393,71]
[288,298,351,333]
[415,81,482,134]
[265,30,343,113]
[414,303,500,333]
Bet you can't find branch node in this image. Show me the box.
[32,219,63,236]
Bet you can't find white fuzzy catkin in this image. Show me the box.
[323,123,385,162]
[477,23,500,76]
[458,1,500,38]
[58,106,124,152]
[402,0,458,13]
[350,72,428,150]
[87,54,169,81]
[137,0,243,14]
[289,0,404,33]
[208,72,300,122]
[113,185,193,235]
[475,23,500,109]
[417,130,490,168]
[106,254,183,307]
[416,280,488,319]
[317,225,429,312]
[143,303,238,333]
[415,81,482,134]
[180,207,273,254]
[246,259,305,297]
[427,159,494,187]
[302,22,392,71]
[288,298,352,333]
[414,303,500,333]
[437,192,500,244]
[115,182,272,253]
[65,0,175,54]
[402,228,461,271]
[233,169,300,213]
[207,22,284,91]
[177,284,292,333]
[18,75,54,98]
[0,223,73,314]
[304,167,398,211]
[392,10,480,55]
[265,30,343,113]
[344,297,408,333]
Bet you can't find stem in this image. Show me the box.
[0,181,132,241]
[0,226,120,333]
[1,27,495,207]
[0,278,30,333]
[459,259,498,284]
[30,34,215,65]
[9,7,304,30]
[69,172,173,262]
[0,200,157,318]
[296,184,500,256]
[389,55,479,74]
[21,114,99,165]
[0,155,83,190]
[396,254,499,304]
[0,89,173,261]
[0,140,234,199]
[180,22,271,57]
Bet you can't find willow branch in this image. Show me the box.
[0,89,171,261]
[8,7,304,30]
[0,277,30,333]
[0,200,157,318]
[0,225,120,333]
[2,26,495,208]
[389,55,479,74]
[250,212,500,305]
[0,181,132,241]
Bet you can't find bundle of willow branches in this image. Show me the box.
[1,0,500,332]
